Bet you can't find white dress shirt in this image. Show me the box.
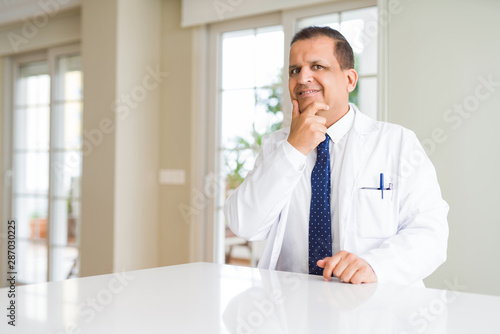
[276,107,355,274]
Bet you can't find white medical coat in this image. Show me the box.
[225,106,449,286]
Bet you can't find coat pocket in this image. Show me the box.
[354,188,396,239]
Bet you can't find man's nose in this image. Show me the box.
[297,67,313,84]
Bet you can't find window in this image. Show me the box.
[220,25,284,266]
[7,45,82,284]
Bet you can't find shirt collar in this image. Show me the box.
[326,104,355,144]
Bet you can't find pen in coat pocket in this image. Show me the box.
[380,173,384,199]
[359,183,393,191]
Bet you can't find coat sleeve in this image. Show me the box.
[224,132,305,241]
[360,131,449,285]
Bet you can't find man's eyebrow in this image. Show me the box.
[289,60,325,69]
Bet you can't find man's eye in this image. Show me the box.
[312,65,324,70]
[290,68,300,75]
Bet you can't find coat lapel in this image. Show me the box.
[338,107,380,249]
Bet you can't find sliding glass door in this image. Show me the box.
[9,45,82,284]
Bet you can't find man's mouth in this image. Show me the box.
[298,89,320,97]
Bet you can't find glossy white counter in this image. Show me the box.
[0,262,499,333]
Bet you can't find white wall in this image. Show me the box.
[158,0,193,267]
[114,0,161,272]
[80,0,162,276]
[181,0,332,27]
[0,0,80,27]
[387,0,500,295]
[0,9,81,56]
[80,0,117,276]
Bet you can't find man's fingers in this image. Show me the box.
[298,113,327,128]
[350,270,367,285]
[339,264,359,283]
[322,263,335,281]
[291,100,300,119]
[311,115,327,125]
[331,257,351,280]
[302,101,329,116]
[307,120,327,135]
[287,100,328,155]
[318,254,341,281]
[317,259,326,268]
[316,251,377,284]
[295,116,327,143]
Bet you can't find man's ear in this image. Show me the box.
[345,68,358,93]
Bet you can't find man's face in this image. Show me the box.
[288,36,356,121]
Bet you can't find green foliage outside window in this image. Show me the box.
[225,73,283,192]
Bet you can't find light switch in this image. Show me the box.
[159,169,186,185]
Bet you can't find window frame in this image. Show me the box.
[207,13,283,264]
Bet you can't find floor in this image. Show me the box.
[17,242,78,284]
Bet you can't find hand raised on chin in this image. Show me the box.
[287,100,329,156]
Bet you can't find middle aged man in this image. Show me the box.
[224,26,449,286]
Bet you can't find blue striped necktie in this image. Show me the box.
[308,134,332,275]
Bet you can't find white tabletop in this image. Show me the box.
[1,262,499,333]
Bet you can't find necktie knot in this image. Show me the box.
[318,134,330,149]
